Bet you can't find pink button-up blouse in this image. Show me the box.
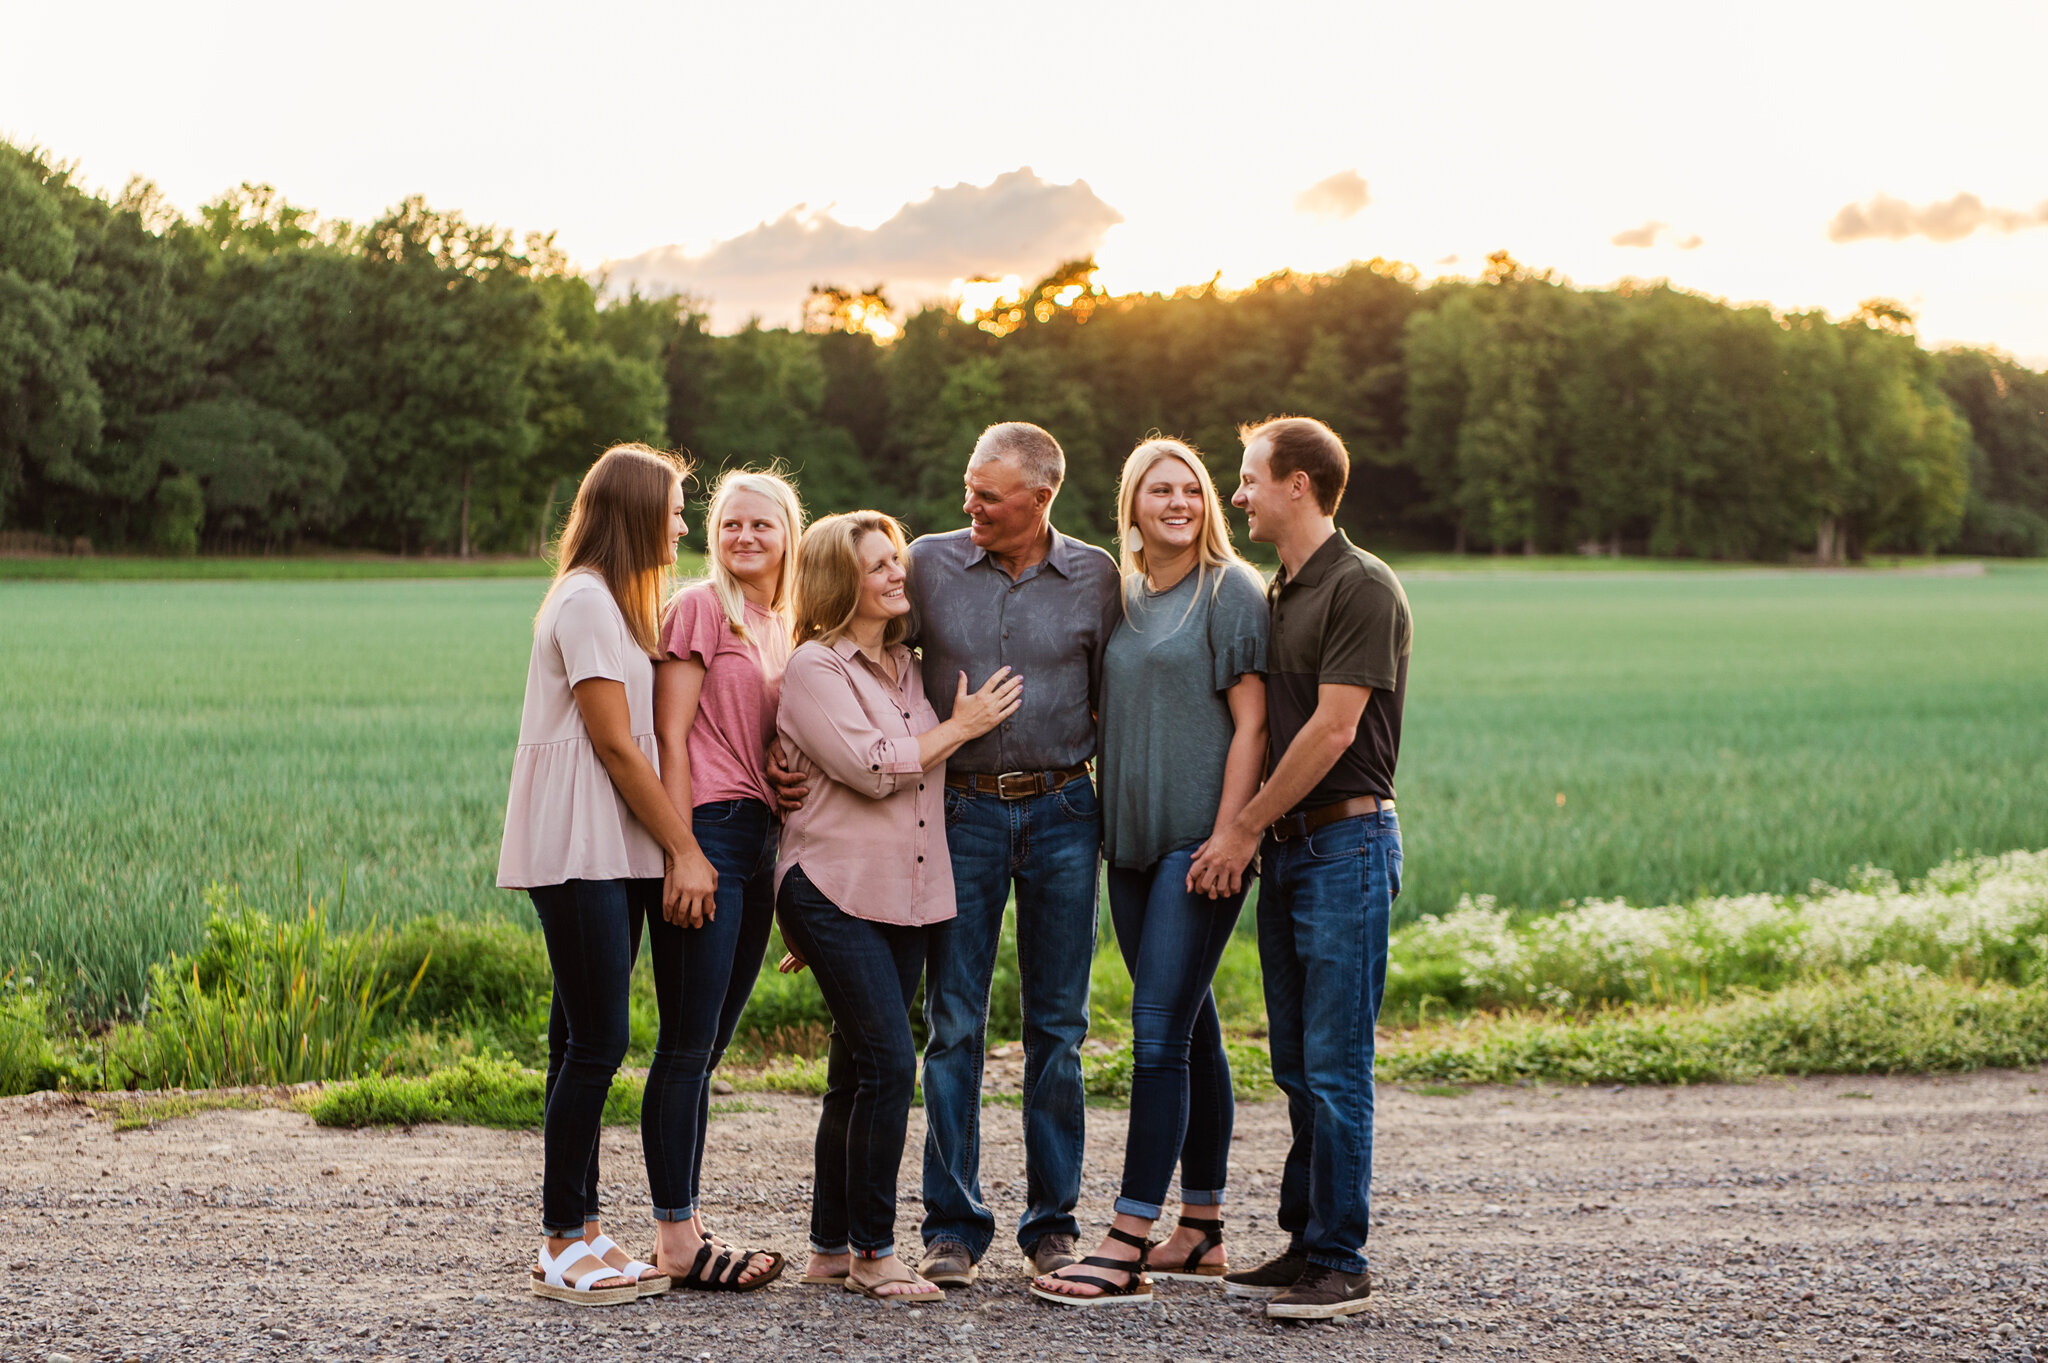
[774,636,954,926]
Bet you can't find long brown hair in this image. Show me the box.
[542,443,688,655]
[790,511,911,649]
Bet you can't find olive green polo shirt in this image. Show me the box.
[1265,530,1413,811]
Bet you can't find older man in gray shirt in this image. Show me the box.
[905,421,1121,1287]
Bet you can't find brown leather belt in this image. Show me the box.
[945,763,1091,800]
[1267,795,1394,841]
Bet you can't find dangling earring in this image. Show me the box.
[1123,525,1143,553]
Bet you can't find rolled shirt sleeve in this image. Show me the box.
[779,648,925,799]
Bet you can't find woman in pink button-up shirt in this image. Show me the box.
[773,511,1022,1304]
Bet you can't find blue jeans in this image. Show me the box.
[922,778,1101,1256]
[1257,809,1400,1276]
[776,864,928,1259]
[1104,844,1246,1219]
[641,798,778,1221]
[532,877,658,1236]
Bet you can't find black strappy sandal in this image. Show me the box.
[1027,1226,1154,1308]
[1150,1214,1226,1282]
[671,1242,787,1293]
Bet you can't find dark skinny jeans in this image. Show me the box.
[532,877,657,1236]
[641,798,779,1221]
[775,864,928,1259]
[1104,842,1247,1219]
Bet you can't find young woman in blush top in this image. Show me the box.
[498,444,786,1306]
[645,469,804,1291]
[1032,438,1268,1308]
[772,512,1023,1305]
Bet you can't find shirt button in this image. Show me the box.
[918,820,925,827]
[917,856,924,863]
[870,764,880,771]
[918,783,925,791]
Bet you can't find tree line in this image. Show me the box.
[5,140,2045,561]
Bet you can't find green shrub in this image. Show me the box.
[149,473,204,556]
[0,974,70,1096]
[116,888,426,1088]
[377,916,548,1022]
[309,1056,644,1129]
[730,1053,828,1095]
[1379,970,2048,1086]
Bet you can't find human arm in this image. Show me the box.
[1185,681,1370,892]
[652,657,719,927]
[764,741,810,814]
[778,652,1022,797]
[572,676,700,922]
[1188,674,1268,899]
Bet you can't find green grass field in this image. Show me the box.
[3,564,2045,1019]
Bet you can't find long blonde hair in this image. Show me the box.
[699,467,804,641]
[542,443,688,656]
[791,512,912,650]
[1113,437,1256,616]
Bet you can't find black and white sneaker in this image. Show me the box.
[1265,1262,1371,1319]
[1220,1249,1308,1299]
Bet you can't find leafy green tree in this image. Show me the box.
[1938,348,2048,555]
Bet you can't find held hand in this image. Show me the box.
[665,846,718,927]
[950,668,1024,741]
[1187,823,1259,900]
[765,740,810,814]
[776,951,808,975]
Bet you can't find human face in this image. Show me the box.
[851,530,909,625]
[1232,439,1279,545]
[662,482,688,565]
[962,453,1050,557]
[1132,455,1204,560]
[715,488,787,593]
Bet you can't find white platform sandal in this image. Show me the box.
[530,1239,639,1306]
[588,1233,670,1297]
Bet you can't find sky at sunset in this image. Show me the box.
[6,0,2045,362]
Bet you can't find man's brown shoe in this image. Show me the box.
[917,1240,978,1289]
[1265,1263,1371,1319]
[1026,1232,1078,1276]
[1221,1249,1309,1299]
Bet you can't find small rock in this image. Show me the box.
[49,1353,76,1363]
[1998,1323,2016,1338]
[1439,1334,1455,1348]
[711,1078,735,1095]
[269,1329,290,1341]
[472,1293,489,1304]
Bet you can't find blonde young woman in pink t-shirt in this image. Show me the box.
[773,512,1023,1303]
[643,470,803,1292]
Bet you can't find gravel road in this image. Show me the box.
[3,1067,2044,1362]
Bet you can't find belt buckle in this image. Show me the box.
[1270,812,1307,842]
[994,770,1036,800]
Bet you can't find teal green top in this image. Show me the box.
[1097,564,1269,871]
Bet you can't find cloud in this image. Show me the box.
[1294,170,1370,221]
[1828,191,2048,243]
[1612,220,1703,250]
[599,168,1123,330]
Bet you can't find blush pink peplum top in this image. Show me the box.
[774,637,955,926]
[497,569,664,889]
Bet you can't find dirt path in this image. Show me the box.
[3,1068,2044,1362]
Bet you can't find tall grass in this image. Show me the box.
[5,566,2047,1019]
[114,885,428,1088]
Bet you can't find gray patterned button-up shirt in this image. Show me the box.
[905,526,1123,775]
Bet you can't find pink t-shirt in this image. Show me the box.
[660,581,791,810]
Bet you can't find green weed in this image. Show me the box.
[308,1056,644,1129]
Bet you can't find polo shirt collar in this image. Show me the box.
[1277,529,1354,591]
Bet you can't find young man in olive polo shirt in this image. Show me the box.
[1188,415,1411,1319]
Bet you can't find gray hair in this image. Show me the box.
[971,421,1065,491]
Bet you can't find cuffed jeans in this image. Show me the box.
[777,864,928,1259]
[1104,843,1246,1219]
[641,798,779,1222]
[921,778,1100,1257]
[532,877,657,1236]
[1257,809,1400,1276]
